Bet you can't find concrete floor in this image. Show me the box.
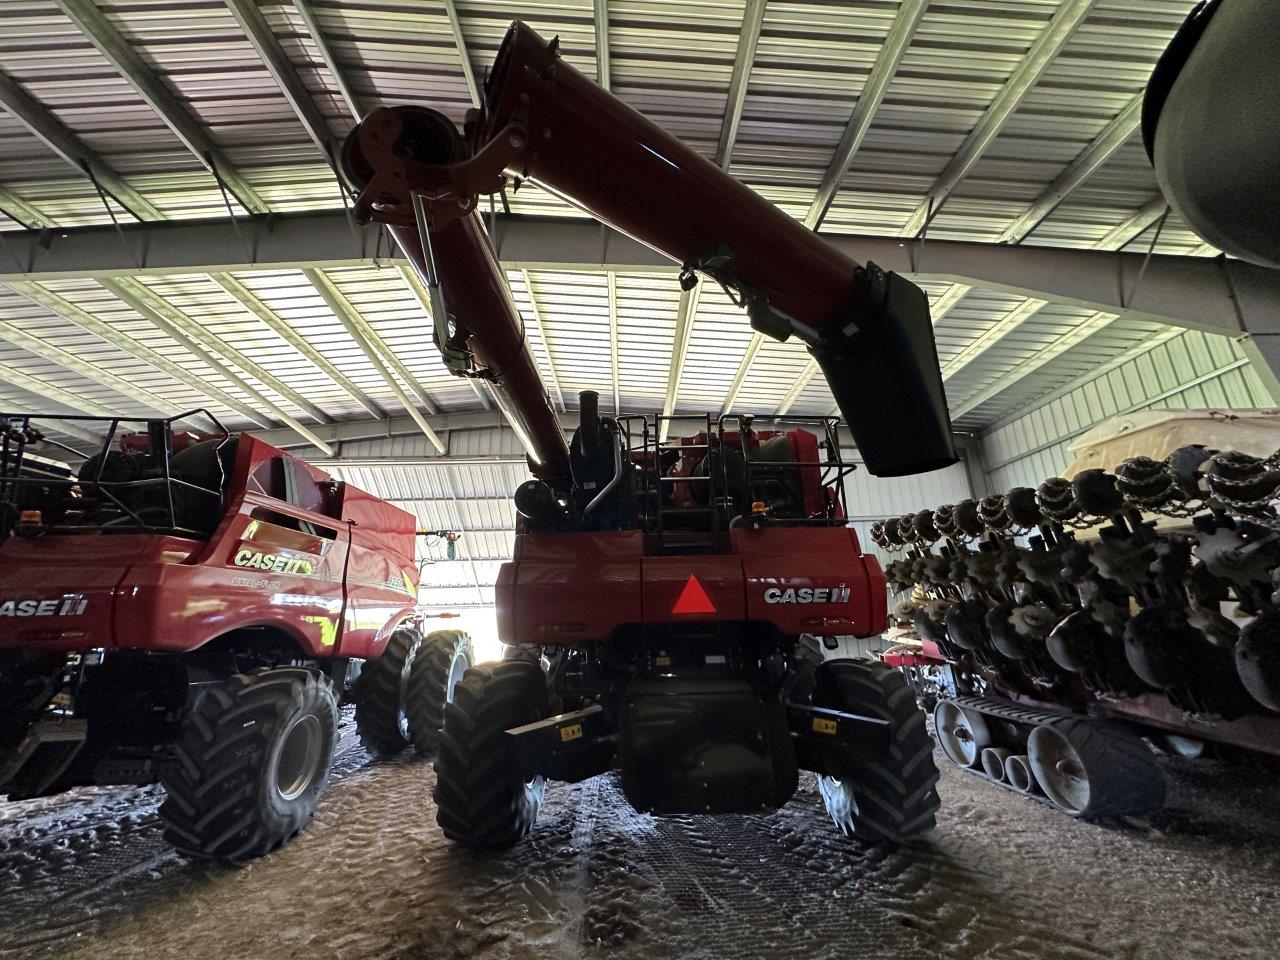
[2,713,1279,960]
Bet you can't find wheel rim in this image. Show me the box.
[1028,726,1090,813]
[1004,754,1035,793]
[396,641,421,739]
[446,650,468,703]
[275,713,324,801]
[980,748,1009,782]
[818,775,857,826]
[933,700,987,767]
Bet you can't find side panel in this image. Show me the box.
[337,484,420,659]
[114,502,351,656]
[735,527,880,637]
[0,534,162,654]
[508,531,643,645]
[863,552,889,633]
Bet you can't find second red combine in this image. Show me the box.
[341,21,957,848]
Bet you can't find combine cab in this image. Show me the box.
[0,411,473,860]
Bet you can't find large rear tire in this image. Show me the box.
[812,659,940,842]
[405,629,474,757]
[433,660,549,850]
[159,666,337,861]
[353,627,422,757]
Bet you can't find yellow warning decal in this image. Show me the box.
[560,723,583,743]
[812,717,838,735]
[301,614,339,648]
[400,568,418,601]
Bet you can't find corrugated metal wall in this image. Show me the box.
[981,330,1276,491]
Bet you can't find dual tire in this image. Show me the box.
[158,628,473,862]
[354,628,475,758]
[158,666,338,861]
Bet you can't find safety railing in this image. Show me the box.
[0,409,231,540]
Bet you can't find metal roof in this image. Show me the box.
[2,0,1260,599]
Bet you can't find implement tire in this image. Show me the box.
[406,629,474,758]
[1028,717,1165,817]
[159,666,337,861]
[353,628,422,757]
[433,660,549,850]
[812,659,940,843]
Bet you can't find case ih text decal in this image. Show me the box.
[0,594,88,617]
[232,547,317,576]
[763,586,852,604]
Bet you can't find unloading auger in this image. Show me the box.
[340,20,956,484]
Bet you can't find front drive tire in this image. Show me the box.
[353,627,422,757]
[812,659,940,843]
[433,660,549,850]
[405,629,475,757]
[159,667,338,861]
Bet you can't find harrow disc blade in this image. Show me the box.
[1124,608,1185,689]
[1046,609,1104,673]
[944,598,990,651]
[1237,609,1280,712]
[986,602,1030,660]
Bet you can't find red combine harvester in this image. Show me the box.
[340,21,957,847]
[0,411,472,860]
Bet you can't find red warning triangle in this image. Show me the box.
[672,574,716,615]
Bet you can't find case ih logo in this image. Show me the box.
[233,548,316,576]
[0,595,88,617]
[763,586,852,604]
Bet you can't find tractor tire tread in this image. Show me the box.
[354,628,421,757]
[817,659,940,843]
[432,660,549,850]
[406,629,474,757]
[158,666,337,861]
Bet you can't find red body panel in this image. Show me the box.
[735,527,881,637]
[642,555,746,623]
[501,525,887,646]
[0,434,417,660]
[503,530,644,644]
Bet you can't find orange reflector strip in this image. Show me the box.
[672,574,716,615]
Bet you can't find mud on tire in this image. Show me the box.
[812,659,940,842]
[433,660,549,849]
[353,627,422,757]
[405,629,474,757]
[159,666,338,861]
